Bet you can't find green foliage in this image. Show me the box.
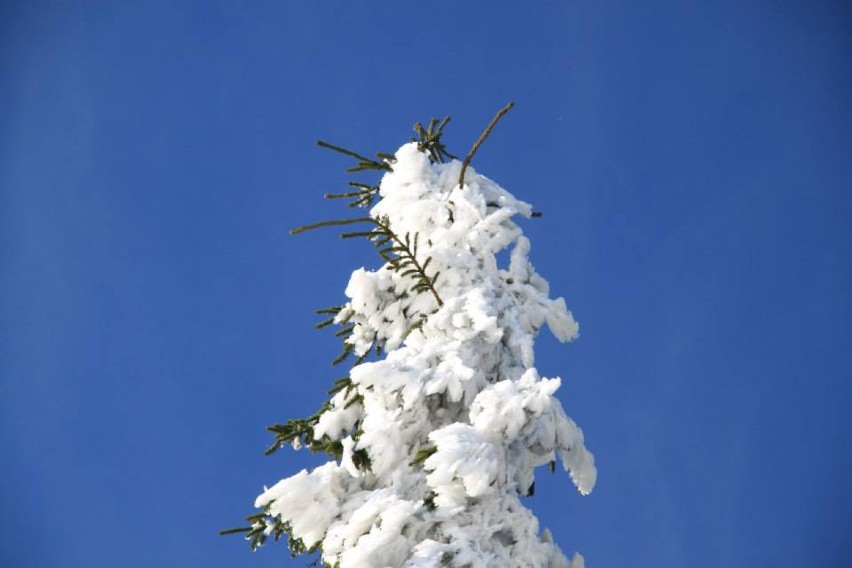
[410,444,437,467]
[291,119,456,368]
[263,381,365,460]
[313,305,381,367]
[315,140,394,173]
[324,181,381,210]
[224,109,515,561]
[341,215,443,307]
[412,116,457,164]
[314,305,344,330]
[218,509,305,555]
[423,490,438,512]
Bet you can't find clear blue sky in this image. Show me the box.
[3,2,851,567]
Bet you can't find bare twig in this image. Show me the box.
[290,217,374,235]
[458,102,515,189]
[316,140,392,172]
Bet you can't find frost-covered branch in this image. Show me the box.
[226,108,596,568]
[367,216,443,307]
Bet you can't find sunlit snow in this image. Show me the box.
[257,142,595,567]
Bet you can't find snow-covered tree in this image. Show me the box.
[225,106,596,567]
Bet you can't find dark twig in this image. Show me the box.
[413,116,458,163]
[316,140,392,173]
[458,102,514,189]
[290,217,374,235]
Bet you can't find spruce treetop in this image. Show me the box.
[224,105,596,568]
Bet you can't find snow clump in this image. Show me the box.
[256,142,595,567]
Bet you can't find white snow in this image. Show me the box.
[256,142,595,567]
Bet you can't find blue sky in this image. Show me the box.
[2,1,851,566]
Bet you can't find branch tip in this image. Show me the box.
[290,217,375,235]
[459,102,515,189]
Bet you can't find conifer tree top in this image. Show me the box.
[227,110,596,568]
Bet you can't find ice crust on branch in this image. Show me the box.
[256,142,595,567]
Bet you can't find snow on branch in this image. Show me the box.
[223,106,596,568]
